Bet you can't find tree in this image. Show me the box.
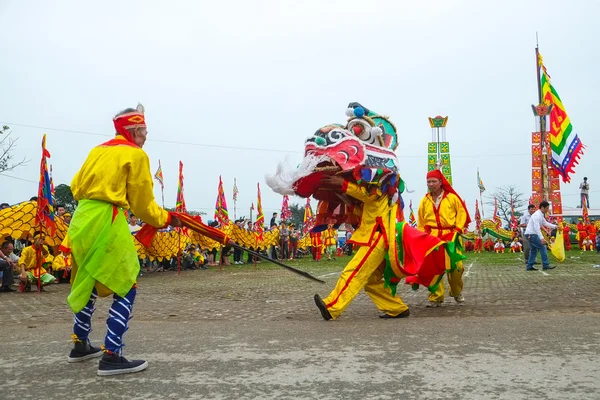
[0,125,27,173]
[54,184,77,212]
[288,203,304,228]
[485,185,527,226]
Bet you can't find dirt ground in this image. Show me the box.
[1,252,599,399]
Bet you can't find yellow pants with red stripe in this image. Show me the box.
[428,258,464,303]
[323,232,408,319]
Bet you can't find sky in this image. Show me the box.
[1,0,598,221]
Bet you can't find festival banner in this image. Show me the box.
[539,51,584,182]
[281,195,292,222]
[154,160,164,189]
[302,198,314,234]
[408,200,417,227]
[36,134,56,235]
[176,161,186,213]
[214,175,229,225]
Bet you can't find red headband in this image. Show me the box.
[426,169,472,228]
[113,111,146,144]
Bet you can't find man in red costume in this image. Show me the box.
[577,218,588,250]
[562,223,571,251]
[587,220,597,247]
[417,170,470,307]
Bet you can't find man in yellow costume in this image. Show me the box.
[66,104,181,376]
[417,169,470,307]
[323,224,337,260]
[314,175,410,320]
[18,232,56,291]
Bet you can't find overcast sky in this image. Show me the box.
[1,0,598,220]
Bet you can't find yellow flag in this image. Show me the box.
[550,230,566,262]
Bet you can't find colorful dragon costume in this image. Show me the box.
[266,102,461,319]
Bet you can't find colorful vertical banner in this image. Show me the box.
[214,175,229,225]
[281,195,292,222]
[176,161,186,213]
[302,198,314,234]
[408,200,417,227]
[36,134,56,235]
[255,183,265,239]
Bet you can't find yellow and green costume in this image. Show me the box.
[67,135,170,313]
[19,245,56,285]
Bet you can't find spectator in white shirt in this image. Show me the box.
[524,201,557,271]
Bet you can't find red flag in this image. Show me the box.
[214,175,229,224]
[176,161,186,213]
[36,134,56,235]
[281,195,292,221]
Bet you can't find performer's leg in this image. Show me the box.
[322,234,386,319]
[68,289,102,362]
[447,260,464,299]
[428,249,453,304]
[428,280,445,303]
[104,286,136,354]
[98,285,148,376]
[364,263,409,317]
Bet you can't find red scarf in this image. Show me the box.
[426,170,472,228]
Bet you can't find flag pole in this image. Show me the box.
[535,43,550,203]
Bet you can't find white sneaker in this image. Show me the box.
[454,294,465,303]
[426,301,442,308]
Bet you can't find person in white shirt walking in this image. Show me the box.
[524,201,557,271]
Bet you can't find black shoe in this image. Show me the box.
[379,309,410,319]
[67,340,103,363]
[314,294,332,321]
[526,267,538,271]
[0,286,16,292]
[543,265,556,270]
[97,353,148,376]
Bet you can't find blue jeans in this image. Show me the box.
[581,193,589,208]
[526,234,550,269]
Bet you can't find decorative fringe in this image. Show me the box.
[265,154,327,196]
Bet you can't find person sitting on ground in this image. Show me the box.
[52,249,72,283]
[494,239,505,253]
[191,245,206,270]
[18,232,56,291]
[464,240,474,252]
[582,236,594,251]
[510,237,523,253]
[0,240,19,292]
[483,237,495,252]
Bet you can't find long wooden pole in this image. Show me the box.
[535,45,550,203]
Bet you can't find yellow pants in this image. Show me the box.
[323,232,408,319]
[428,259,464,303]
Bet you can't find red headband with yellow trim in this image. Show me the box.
[113,104,146,144]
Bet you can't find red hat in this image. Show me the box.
[113,104,146,144]
[426,169,472,229]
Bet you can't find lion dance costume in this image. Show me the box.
[266,102,463,320]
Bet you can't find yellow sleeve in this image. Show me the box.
[449,194,468,231]
[417,197,427,231]
[19,247,34,270]
[344,182,379,203]
[52,255,66,271]
[127,150,170,228]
